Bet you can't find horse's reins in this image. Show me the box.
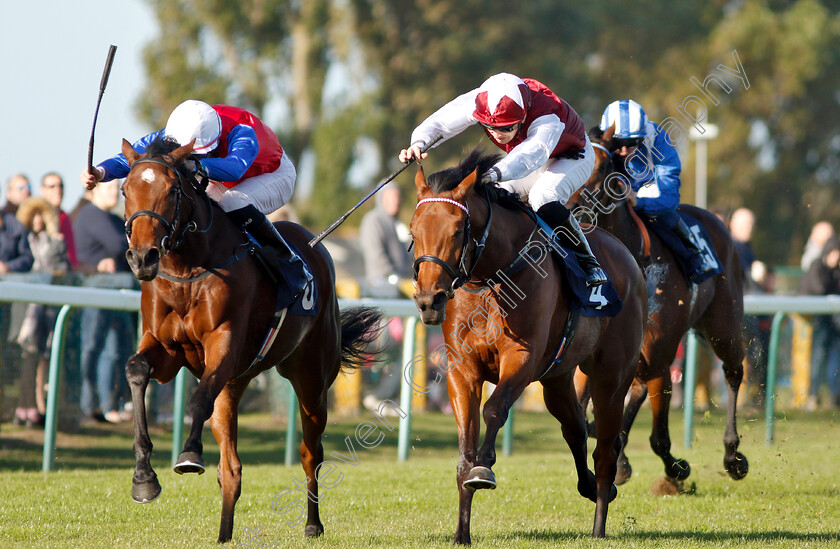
[125,157,213,255]
[412,190,493,298]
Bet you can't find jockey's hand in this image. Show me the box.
[80,166,104,190]
[399,144,428,164]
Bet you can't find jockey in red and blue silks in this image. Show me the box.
[80,100,311,294]
[399,72,608,287]
[600,99,714,281]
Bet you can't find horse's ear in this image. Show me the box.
[604,123,616,142]
[170,140,196,163]
[122,139,140,165]
[452,168,478,201]
[415,165,429,196]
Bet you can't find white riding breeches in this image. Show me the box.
[206,150,297,214]
[501,135,595,210]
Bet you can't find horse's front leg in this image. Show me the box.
[646,374,690,481]
[467,357,532,489]
[175,331,237,475]
[126,334,175,503]
[210,380,248,543]
[449,369,482,545]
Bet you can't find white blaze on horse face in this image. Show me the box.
[141,168,156,184]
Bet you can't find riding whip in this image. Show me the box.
[309,133,443,247]
[87,45,118,175]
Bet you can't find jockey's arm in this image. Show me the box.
[98,130,166,181]
[400,91,478,162]
[199,124,259,182]
[493,114,563,181]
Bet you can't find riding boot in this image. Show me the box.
[537,202,608,287]
[672,216,715,281]
[228,205,313,294]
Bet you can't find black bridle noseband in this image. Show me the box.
[124,157,213,255]
[412,189,493,298]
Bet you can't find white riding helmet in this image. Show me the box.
[599,99,648,139]
[164,100,222,154]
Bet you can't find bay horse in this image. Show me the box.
[119,138,381,543]
[409,149,647,540]
[569,124,749,486]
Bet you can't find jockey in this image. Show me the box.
[80,100,311,294]
[599,99,714,281]
[400,73,608,287]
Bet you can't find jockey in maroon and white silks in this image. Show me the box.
[400,73,607,287]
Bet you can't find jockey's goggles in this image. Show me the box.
[612,137,644,150]
[479,121,521,133]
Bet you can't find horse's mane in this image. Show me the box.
[140,137,212,199]
[427,148,522,207]
[588,125,605,142]
[144,136,184,159]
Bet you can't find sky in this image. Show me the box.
[0,1,157,210]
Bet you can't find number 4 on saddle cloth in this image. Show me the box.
[643,212,724,285]
[531,215,624,318]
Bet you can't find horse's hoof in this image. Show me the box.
[463,466,496,491]
[615,460,633,485]
[667,458,691,481]
[608,483,618,502]
[174,451,205,475]
[725,452,749,480]
[132,478,162,504]
[304,524,324,537]
[578,470,597,502]
[453,534,472,545]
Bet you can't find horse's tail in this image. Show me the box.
[339,306,384,372]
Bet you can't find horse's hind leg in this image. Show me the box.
[615,376,648,485]
[210,380,248,543]
[290,375,329,538]
[541,371,600,505]
[706,331,748,479]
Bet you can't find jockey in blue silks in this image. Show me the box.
[600,99,715,281]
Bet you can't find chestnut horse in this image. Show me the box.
[410,149,647,540]
[119,138,381,543]
[569,125,749,486]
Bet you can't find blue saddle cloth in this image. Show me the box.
[265,238,319,317]
[644,212,723,284]
[534,217,623,318]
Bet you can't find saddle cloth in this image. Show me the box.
[644,211,723,284]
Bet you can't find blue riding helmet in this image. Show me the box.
[600,100,648,140]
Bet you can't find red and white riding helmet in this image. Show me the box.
[164,100,222,154]
[473,73,530,127]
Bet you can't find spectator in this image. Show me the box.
[800,235,840,410]
[730,207,771,407]
[360,183,412,298]
[73,179,135,424]
[359,183,413,412]
[12,197,70,427]
[801,221,835,272]
[69,189,92,224]
[3,173,31,215]
[0,204,33,430]
[38,172,78,268]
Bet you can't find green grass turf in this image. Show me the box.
[1,406,840,548]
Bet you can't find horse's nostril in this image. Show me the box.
[432,292,448,307]
[144,248,160,266]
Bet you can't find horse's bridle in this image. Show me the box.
[124,157,213,255]
[412,190,493,298]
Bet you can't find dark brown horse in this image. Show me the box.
[569,124,749,486]
[409,149,647,540]
[119,138,381,543]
